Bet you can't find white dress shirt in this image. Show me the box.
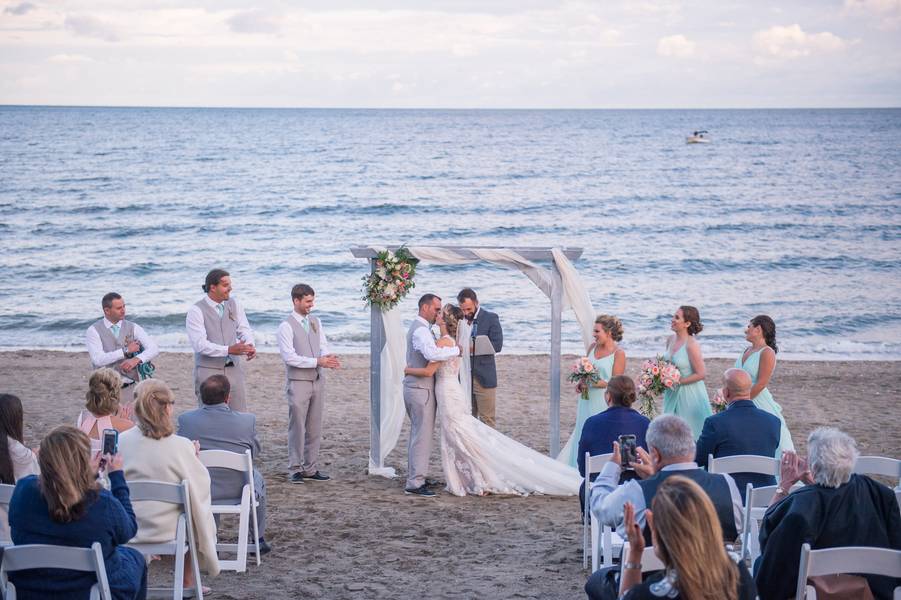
[589,461,744,538]
[185,295,255,357]
[277,311,330,369]
[85,317,159,367]
[411,316,460,362]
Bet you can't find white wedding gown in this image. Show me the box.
[435,351,582,496]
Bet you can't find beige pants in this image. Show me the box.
[286,377,324,474]
[403,384,436,490]
[471,378,497,428]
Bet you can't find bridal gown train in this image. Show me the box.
[435,353,582,496]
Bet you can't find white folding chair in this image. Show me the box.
[0,483,15,547]
[0,542,112,600]
[198,449,261,572]
[740,483,778,563]
[618,542,666,595]
[708,454,779,482]
[583,452,623,571]
[854,456,901,488]
[125,480,203,600]
[795,543,901,600]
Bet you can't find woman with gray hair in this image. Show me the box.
[755,427,901,599]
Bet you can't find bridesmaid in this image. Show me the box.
[736,315,794,455]
[662,305,711,439]
[559,315,626,467]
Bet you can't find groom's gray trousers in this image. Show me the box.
[403,383,436,490]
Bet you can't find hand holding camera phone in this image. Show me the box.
[618,434,638,470]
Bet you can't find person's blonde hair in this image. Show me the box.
[38,425,98,523]
[85,367,121,416]
[595,314,624,342]
[133,380,175,440]
[443,303,464,339]
[650,476,739,600]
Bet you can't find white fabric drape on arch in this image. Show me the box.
[367,247,597,478]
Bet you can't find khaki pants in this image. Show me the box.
[194,363,247,412]
[471,378,497,428]
[286,377,324,474]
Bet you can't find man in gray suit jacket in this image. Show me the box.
[176,374,271,555]
[457,288,503,428]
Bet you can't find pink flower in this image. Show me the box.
[651,366,659,376]
[664,379,673,388]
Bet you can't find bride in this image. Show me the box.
[405,304,582,497]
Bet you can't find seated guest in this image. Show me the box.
[618,476,757,599]
[695,368,780,502]
[77,368,135,454]
[8,425,146,600]
[177,374,271,555]
[1,393,40,542]
[755,427,901,600]
[577,375,650,508]
[119,380,220,590]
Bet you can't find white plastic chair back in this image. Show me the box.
[740,483,778,562]
[583,452,621,571]
[854,456,901,488]
[199,449,261,571]
[0,541,112,600]
[126,479,203,600]
[708,454,779,476]
[795,543,901,599]
[0,483,15,547]
[618,543,666,594]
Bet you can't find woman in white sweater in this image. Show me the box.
[1,393,40,542]
[119,380,220,590]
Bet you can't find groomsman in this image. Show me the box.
[457,288,503,428]
[86,292,160,404]
[186,268,256,412]
[277,283,340,484]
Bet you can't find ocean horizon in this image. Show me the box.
[1,105,900,361]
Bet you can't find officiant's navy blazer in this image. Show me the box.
[695,399,780,502]
[471,307,502,388]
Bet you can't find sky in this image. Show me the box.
[1,0,900,109]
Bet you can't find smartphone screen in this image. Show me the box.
[102,428,118,455]
[618,434,637,469]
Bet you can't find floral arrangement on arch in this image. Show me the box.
[362,247,419,311]
[636,356,681,417]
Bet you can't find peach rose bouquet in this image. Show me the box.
[637,357,681,417]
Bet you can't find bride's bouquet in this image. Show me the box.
[710,388,728,414]
[568,357,600,400]
[637,357,681,417]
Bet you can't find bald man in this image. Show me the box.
[695,368,781,502]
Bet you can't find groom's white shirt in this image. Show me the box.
[411,316,459,362]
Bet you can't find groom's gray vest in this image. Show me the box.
[284,314,322,382]
[90,319,140,382]
[403,320,433,391]
[194,298,239,368]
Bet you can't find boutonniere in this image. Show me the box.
[310,318,319,334]
[227,308,236,322]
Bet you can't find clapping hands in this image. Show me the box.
[780,451,814,487]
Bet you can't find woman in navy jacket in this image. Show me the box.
[8,425,146,600]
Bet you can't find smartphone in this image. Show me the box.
[102,428,118,456]
[619,434,638,470]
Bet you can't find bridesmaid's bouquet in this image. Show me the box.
[568,357,600,400]
[637,357,681,417]
[711,388,728,414]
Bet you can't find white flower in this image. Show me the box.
[384,283,396,296]
[376,267,387,279]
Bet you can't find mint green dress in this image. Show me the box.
[558,351,615,468]
[662,343,712,439]
[736,347,795,455]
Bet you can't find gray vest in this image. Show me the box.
[91,319,140,381]
[284,314,322,381]
[194,298,239,368]
[404,319,434,390]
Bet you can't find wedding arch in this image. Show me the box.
[350,245,596,477]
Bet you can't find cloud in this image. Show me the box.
[226,9,281,34]
[4,2,35,16]
[844,0,901,28]
[753,24,847,59]
[48,53,94,63]
[657,34,696,58]
[64,14,119,42]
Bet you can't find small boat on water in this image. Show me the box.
[686,130,710,144]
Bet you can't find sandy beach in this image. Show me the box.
[1,350,899,599]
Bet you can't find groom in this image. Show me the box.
[403,293,460,497]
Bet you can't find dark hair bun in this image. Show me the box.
[680,305,703,336]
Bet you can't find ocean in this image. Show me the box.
[1,106,900,360]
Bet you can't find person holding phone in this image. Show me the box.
[8,425,147,600]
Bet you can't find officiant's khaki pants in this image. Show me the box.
[472,379,496,428]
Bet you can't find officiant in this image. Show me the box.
[457,288,503,428]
